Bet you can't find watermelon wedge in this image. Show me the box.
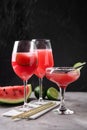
[0,84,32,104]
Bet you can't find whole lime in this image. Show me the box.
[34,86,47,99]
[47,87,59,100]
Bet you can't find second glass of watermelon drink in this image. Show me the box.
[32,39,54,103]
[12,40,38,110]
[46,67,80,114]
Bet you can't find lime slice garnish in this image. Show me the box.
[47,87,59,100]
[73,62,86,70]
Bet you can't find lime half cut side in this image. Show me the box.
[47,87,59,100]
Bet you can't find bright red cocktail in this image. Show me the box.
[46,67,80,114]
[46,67,80,88]
[32,39,54,102]
[11,41,38,110]
[12,53,38,81]
[35,49,54,78]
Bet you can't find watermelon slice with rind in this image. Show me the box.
[0,84,32,104]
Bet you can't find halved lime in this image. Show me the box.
[47,87,59,100]
[34,86,46,99]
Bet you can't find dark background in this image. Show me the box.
[0,0,87,91]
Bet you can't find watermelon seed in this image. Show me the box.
[13,90,16,96]
[3,88,8,94]
[14,93,16,96]
[3,88,5,91]
[19,90,23,94]
[5,91,8,94]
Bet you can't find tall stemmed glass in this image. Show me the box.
[11,40,38,110]
[46,67,80,114]
[32,39,54,103]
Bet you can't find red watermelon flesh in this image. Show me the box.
[16,53,30,66]
[0,84,32,104]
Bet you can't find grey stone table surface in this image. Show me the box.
[0,92,87,130]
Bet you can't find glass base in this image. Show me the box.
[38,97,44,103]
[18,104,30,112]
[33,99,48,105]
[53,108,74,115]
[19,107,29,112]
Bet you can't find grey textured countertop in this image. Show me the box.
[0,92,87,130]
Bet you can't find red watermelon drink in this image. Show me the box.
[35,49,54,78]
[12,52,38,81]
[11,41,38,110]
[32,39,54,103]
[46,67,80,115]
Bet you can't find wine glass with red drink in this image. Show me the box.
[32,39,54,103]
[46,67,80,114]
[11,40,38,110]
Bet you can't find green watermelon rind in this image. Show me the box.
[0,84,32,104]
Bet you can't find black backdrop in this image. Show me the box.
[0,0,87,91]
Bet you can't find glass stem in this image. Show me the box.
[23,80,28,107]
[39,78,43,102]
[59,86,66,111]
